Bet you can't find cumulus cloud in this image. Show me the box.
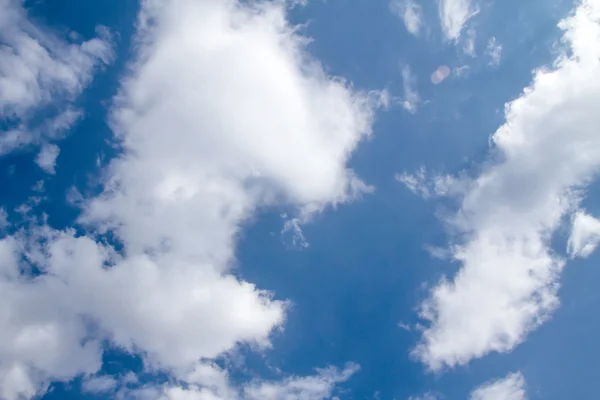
[0,230,104,400]
[390,0,424,36]
[0,0,112,154]
[568,211,600,258]
[414,0,600,370]
[438,0,478,41]
[469,372,527,400]
[0,0,381,398]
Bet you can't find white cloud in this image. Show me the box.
[0,109,83,156]
[568,211,600,258]
[0,0,112,154]
[35,143,60,174]
[0,0,380,397]
[438,0,478,41]
[469,372,527,400]
[281,214,310,249]
[244,363,359,400]
[423,244,451,260]
[486,37,503,66]
[0,231,105,400]
[119,363,357,400]
[81,375,118,394]
[396,166,466,199]
[390,0,424,36]
[396,166,429,197]
[414,0,600,370]
[401,65,420,113]
[398,322,412,331]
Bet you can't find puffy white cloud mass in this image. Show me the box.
[0,0,381,398]
[0,0,113,154]
[414,0,600,370]
[469,372,527,400]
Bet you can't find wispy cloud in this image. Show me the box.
[0,0,112,155]
[401,65,420,113]
[396,166,429,197]
[409,393,440,400]
[390,0,424,36]
[486,37,503,66]
[469,373,527,400]
[0,208,8,229]
[438,0,479,40]
[397,166,466,199]
[463,28,476,56]
[453,65,471,77]
[81,376,118,394]
[118,362,359,400]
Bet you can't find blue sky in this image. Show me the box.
[1,0,600,399]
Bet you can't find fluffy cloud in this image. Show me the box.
[414,0,600,370]
[438,0,478,41]
[0,0,112,154]
[567,211,600,258]
[469,372,526,400]
[390,0,424,36]
[0,0,380,398]
[0,231,104,400]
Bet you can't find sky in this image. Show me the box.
[1,0,600,399]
